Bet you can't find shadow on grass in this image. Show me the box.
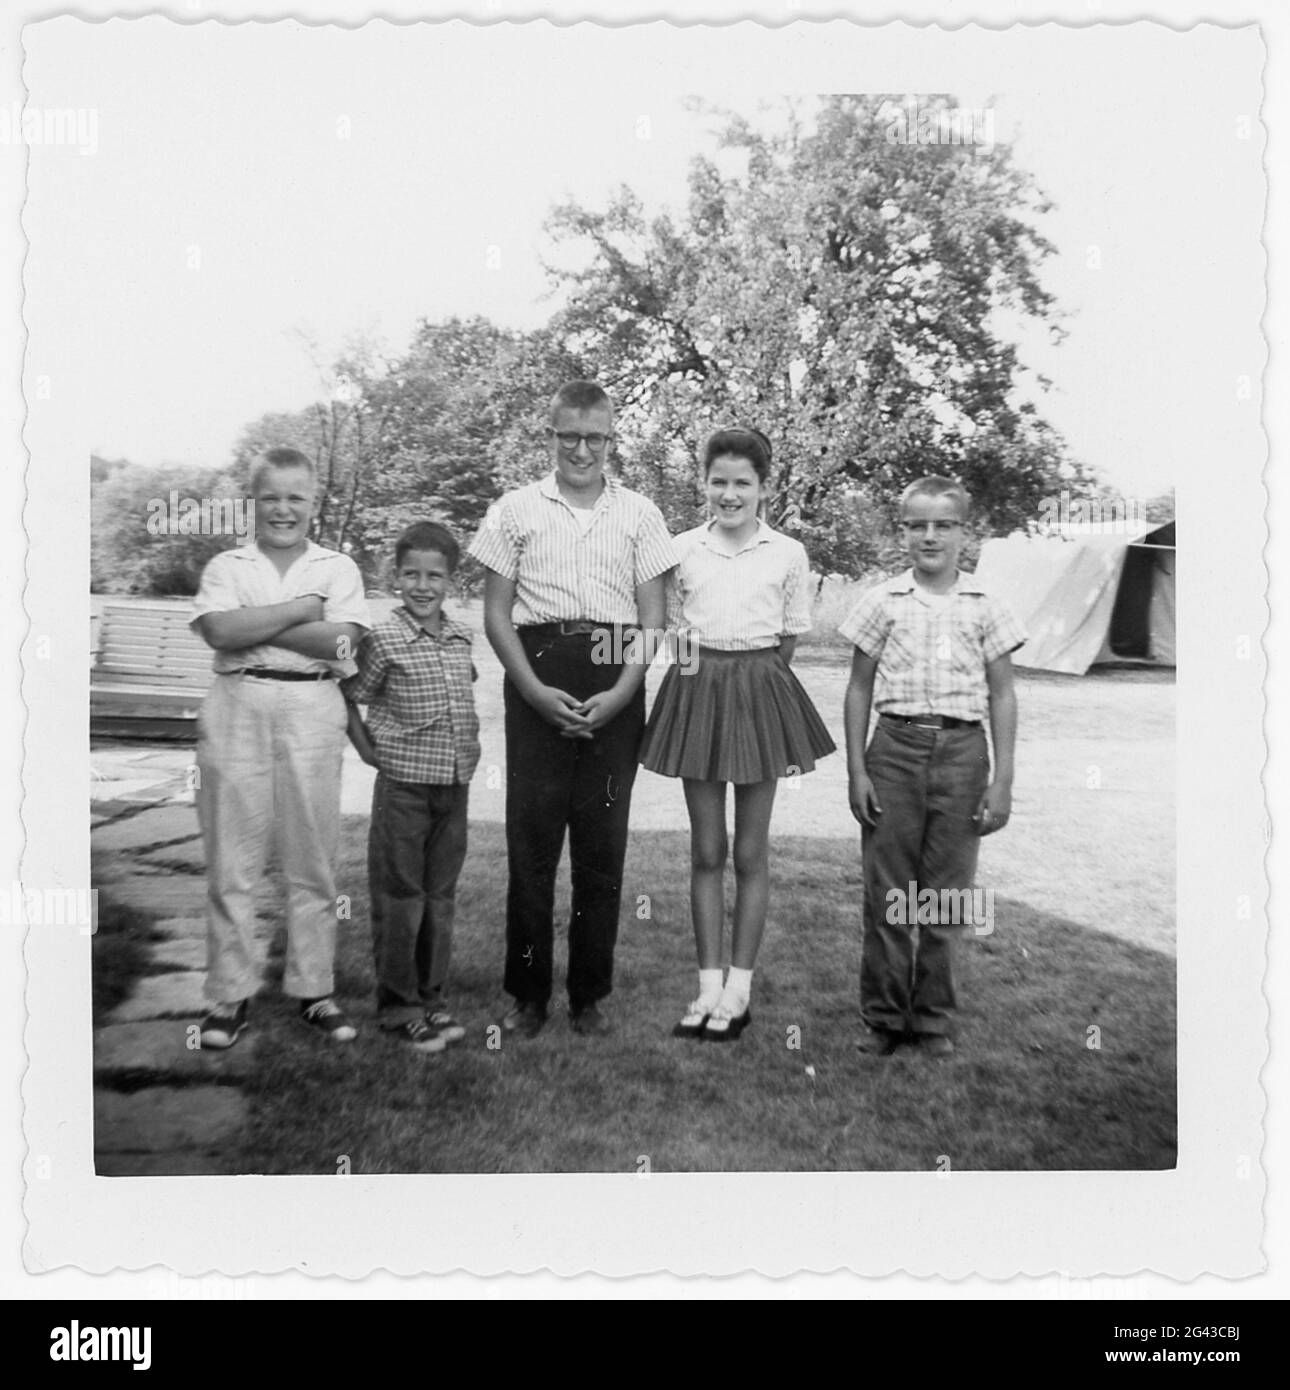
[235,820,1175,1175]
[90,885,163,1025]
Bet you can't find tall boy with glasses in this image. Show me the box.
[840,476,1025,1058]
[468,381,676,1038]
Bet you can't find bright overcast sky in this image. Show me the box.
[23,19,1264,499]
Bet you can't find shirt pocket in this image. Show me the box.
[384,664,450,732]
[878,621,916,677]
[945,623,983,679]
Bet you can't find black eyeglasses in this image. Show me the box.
[548,429,613,452]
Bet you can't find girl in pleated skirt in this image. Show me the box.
[639,428,835,1040]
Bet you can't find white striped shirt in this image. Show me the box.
[190,539,371,675]
[468,471,677,626]
[667,520,814,651]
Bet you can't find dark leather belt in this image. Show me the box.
[521,621,639,638]
[234,668,335,682]
[880,712,980,730]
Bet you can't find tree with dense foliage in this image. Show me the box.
[98,96,1113,594]
[91,458,242,595]
[544,94,1095,572]
[229,320,588,588]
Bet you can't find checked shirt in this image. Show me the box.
[838,568,1026,722]
[343,606,481,784]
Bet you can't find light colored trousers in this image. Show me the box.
[195,674,348,1005]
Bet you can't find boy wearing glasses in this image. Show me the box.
[468,380,676,1038]
[840,477,1025,1057]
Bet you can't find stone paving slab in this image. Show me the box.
[151,937,206,969]
[137,842,206,872]
[90,803,202,853]
[152,916,208,941]
[95,876,207,916]
[95,1086,248,1153]
[96,1151,244,1177]
[94,1021,258,1078]
[108,972,207,1023]
[91,777,174,804]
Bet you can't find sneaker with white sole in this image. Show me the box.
[199,1000,248,1051]
[390,1019,447,1054]
[425,1010,466,1044]
[299,997,357,1043]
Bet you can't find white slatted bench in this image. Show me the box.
[91,600,215,734]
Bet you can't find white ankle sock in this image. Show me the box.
[697,968,724,1005]
[724,967,753,1010]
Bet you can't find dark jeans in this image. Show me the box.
[368,774,469,1026]
[503,628,645,1011]
[861,719,990,1036]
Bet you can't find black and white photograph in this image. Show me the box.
[10,5,1271,1284]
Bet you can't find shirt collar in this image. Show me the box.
[885,567,986,597]
[234,538,326,563]
[393,604,470,643]
[697,518,774,556]
[539,470,620,511]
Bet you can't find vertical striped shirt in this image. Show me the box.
[838,568,1026,721]
[189,539,371,675]
[667,520,814,651]
[342,607,481,784]
[467,472,677,626]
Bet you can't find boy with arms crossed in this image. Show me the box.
[191,447,370,1049]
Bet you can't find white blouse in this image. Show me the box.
[667,520,813,651]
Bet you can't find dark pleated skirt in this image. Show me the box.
[639,645,836,784]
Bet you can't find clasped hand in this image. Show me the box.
[529,685,626,739]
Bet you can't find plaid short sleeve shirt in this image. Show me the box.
[342,607,481,784]
[838,568,1026,722]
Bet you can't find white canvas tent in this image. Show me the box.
[971,520,1175,675]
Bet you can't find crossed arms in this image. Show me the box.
[194,595,362,663]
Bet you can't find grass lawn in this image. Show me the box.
[89,640,1174,1174]
[239,817,1176,1174]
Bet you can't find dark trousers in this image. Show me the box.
[861,719,990,1036]
[368,774,469,1026]
[503,629,645,1011]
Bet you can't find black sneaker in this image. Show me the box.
[570,1003,612,1037]
[501,999,548,1039]
[390,1019,447,1054]
[855,1025,898,1056]
[299,996,357,1043]
[199,1000,248,1051]
[425,1010,466,1044]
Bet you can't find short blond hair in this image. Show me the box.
[548,380,613,423]
[249,447,317,494]
[898,475,970,523]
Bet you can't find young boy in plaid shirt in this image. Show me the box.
[841,477,1025,1057]
[343,522,481,1053]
